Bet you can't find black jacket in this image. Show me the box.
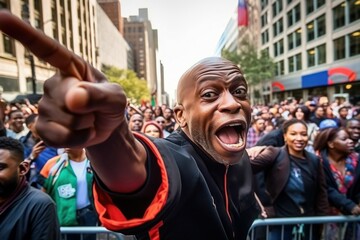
[93,130,258,240]
[0,183,60,240]
[320,150,360,214]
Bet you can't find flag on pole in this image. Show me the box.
[238,0,248,27]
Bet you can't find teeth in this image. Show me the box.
[227,123,242,127]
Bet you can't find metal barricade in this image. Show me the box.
[60,226,136,240]
[247,216,360,240]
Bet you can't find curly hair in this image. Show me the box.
[0,137,24,162]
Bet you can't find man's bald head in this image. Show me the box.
[176,57,244,105]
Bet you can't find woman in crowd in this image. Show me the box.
[313,127,360,240]
[250,118,329,240]
[141,120,163,138]
[292,105,319,153]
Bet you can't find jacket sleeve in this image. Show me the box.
[30,193,61,240]
[323,164,357,215]
[315,158,330,215]
[249,146,281,174]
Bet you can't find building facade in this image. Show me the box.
[96,3,133,70]
[0,0,99,101]
[123,8,158,99]
[260,0,360,105]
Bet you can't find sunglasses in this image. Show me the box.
[157,121,165,123]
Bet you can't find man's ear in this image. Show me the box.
[19,160,30,176]
[174,104,187,128]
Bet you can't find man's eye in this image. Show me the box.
[202,91,216,98]
[233,87,247,97]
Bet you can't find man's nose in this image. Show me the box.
[218,91,241,113]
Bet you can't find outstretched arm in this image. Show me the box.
[0,10,147,193]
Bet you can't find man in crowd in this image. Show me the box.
[0,10,258,240]
[246,117,266,148]
[128,112,144,132]
[6,109,29,139]
[0,136,60,240]
[346,118,360,153]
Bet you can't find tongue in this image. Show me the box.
[217,126,239,144]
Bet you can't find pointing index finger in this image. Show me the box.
[0,10,85,79]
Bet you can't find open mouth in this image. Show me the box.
[215,123,245,149]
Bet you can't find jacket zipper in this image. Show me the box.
[224,164,235,239]
[224,164,232,222]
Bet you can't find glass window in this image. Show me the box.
[288,56,294,72]
[317,15,326,37]
[34,0,41,11]
[273,18,284,36]
[262,30,269,44]
[317,44,326,64]
[3,34,14,55]
[279,60,284,75]
[261,0,269,10]
[287,10,293,27]
[295,28,302,47]
[261,12,268,27]
[307,48,315,67]
[350,0,360,23]
[318,0,325,8]
[295,53,302,70]
[334,36,345,60]
[279,39,284,55]
[288,33,294,50]
[333,3,345,29]
[0,0,8,9]
[350,30,360,57]
[294,4,300,23]
[306,0,314,14]
[307,21,315,41]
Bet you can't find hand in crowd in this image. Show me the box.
[351,205,360,215]
[0,10,127,148]
[30,140,46,160]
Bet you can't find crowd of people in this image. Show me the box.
[2,9,360,240]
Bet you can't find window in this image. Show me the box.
[3,34,14,55]
[287,4,300,27]
[262,30,269,44]
[274,39,284,57]
[273,17,283,37]
[288,53,302,73]
[350,0,360,23]
[307,14,326,41]
[307,22,315,41]
[318,44,326,64]
[307,48,315,67]
[0,0,8,9]
[272,0,283,18]
[261,12,268,27]
[261,0,269,10]
[333,3,346,29]
[334,36,345,60]
[317,15,326,37]
[288,28,302,50]
[307,44,326,67]
[275,60,284,76]
[306,0,325,15]
[350,30,360,57]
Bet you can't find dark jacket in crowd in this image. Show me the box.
[93,130,258,240]
[320,150,360,214]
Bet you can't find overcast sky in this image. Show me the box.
[121,0,238,99]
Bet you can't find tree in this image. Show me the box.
[102,65,150,104]
[221,38,275,86]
